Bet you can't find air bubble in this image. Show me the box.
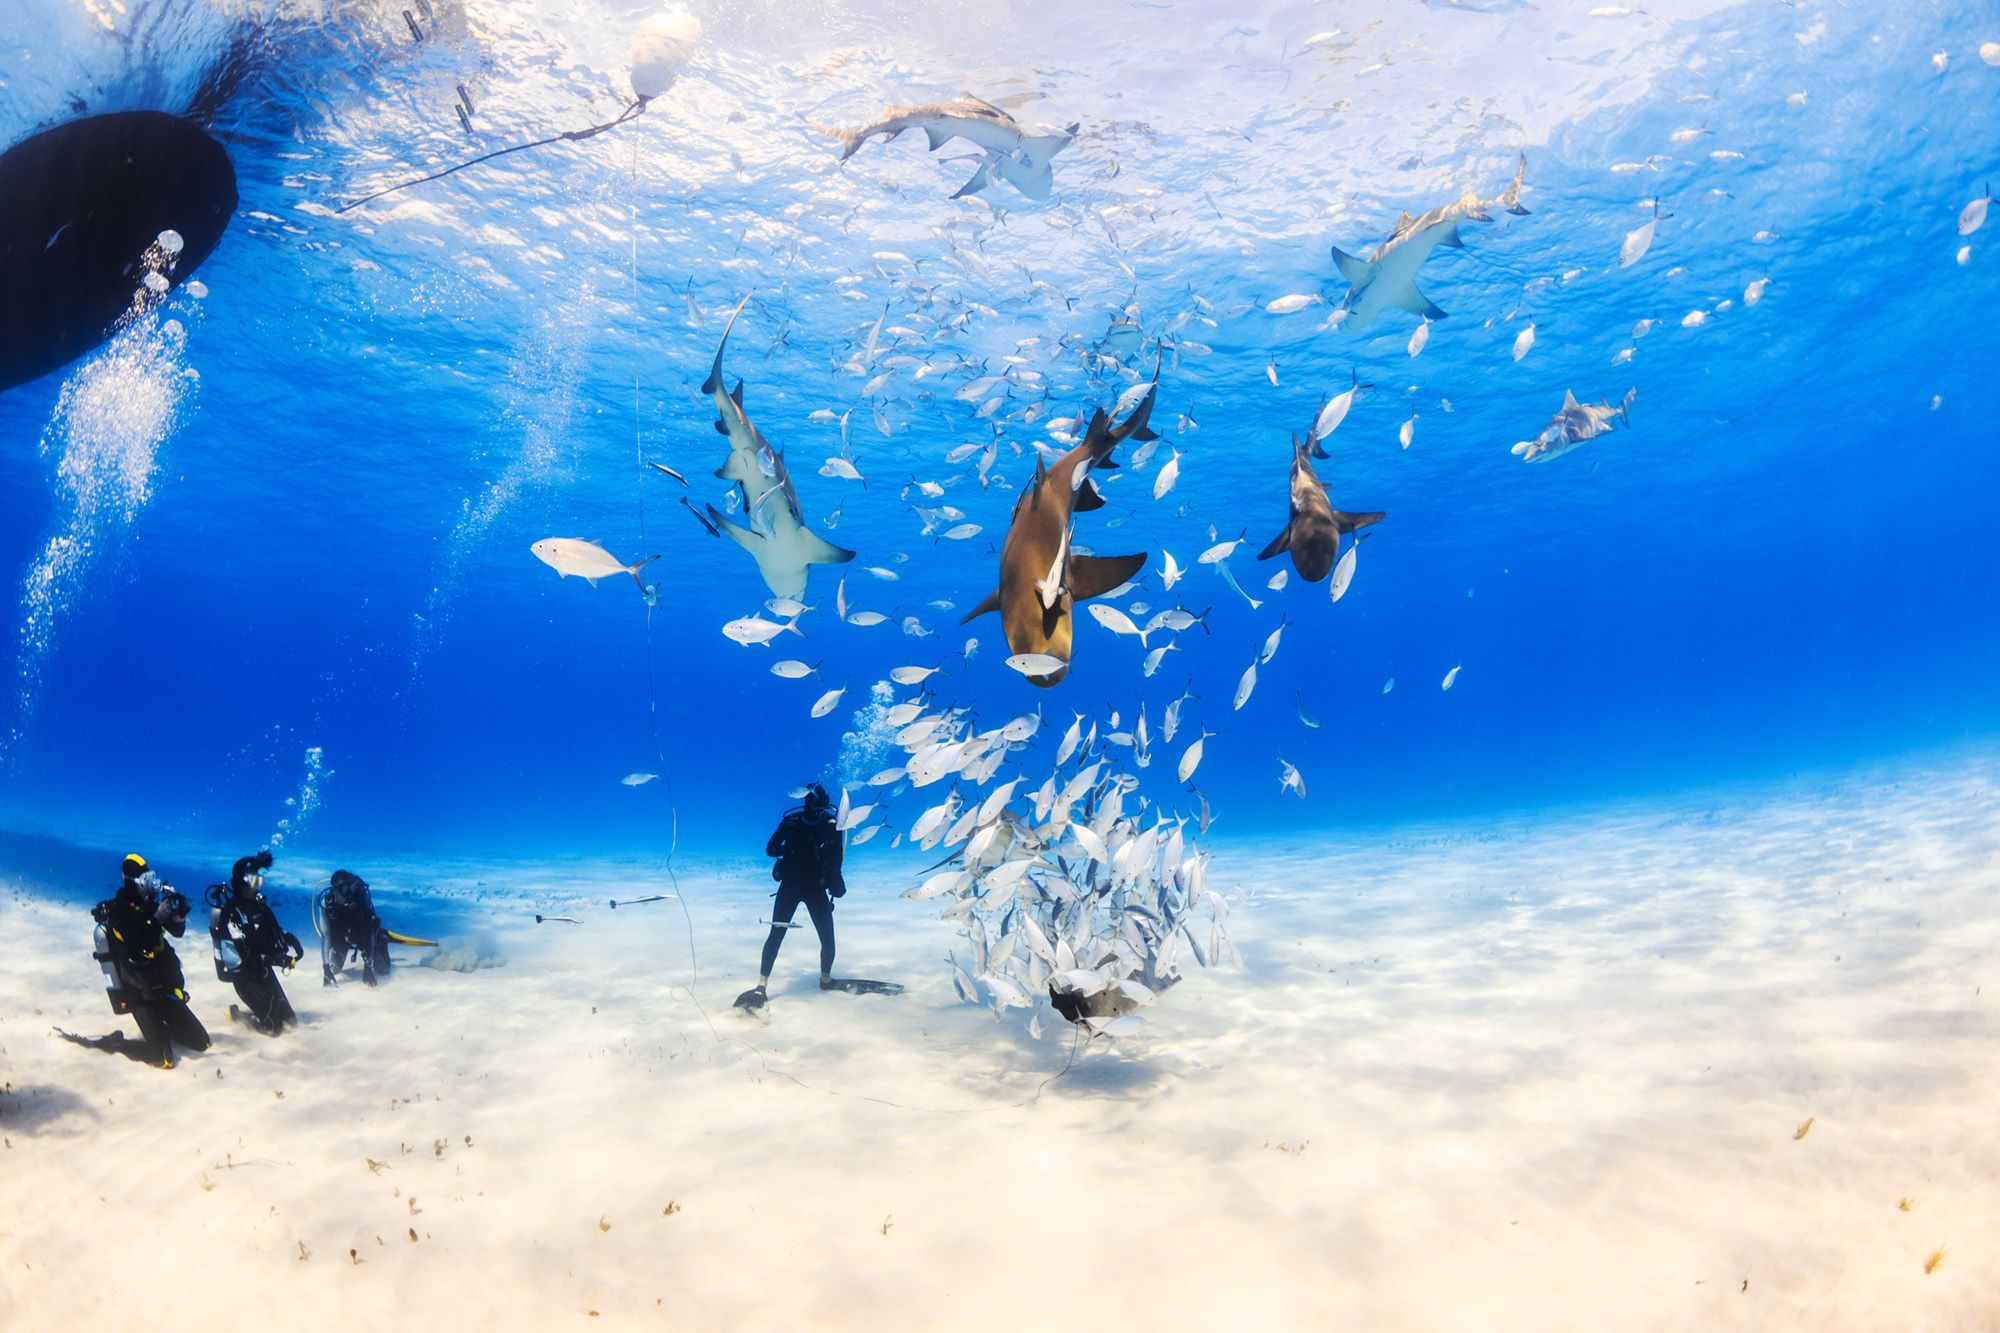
[156,229,184,255]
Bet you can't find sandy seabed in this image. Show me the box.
[2,754,1996,1331]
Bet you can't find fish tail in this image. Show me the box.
[626,554,661,592]
[814,122,870,160]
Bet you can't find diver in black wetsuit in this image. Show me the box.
[65,854,212,1067]
[207,850,303,1035]
[318,869,391,986]
[747,783,846,1003]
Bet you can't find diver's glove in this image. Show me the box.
[829,875,847,900]
[283,932,304,964]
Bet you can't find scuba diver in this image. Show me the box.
[62,854,211,1067]
[205,849,304,1034]
[316,869,392,986]
[738,783,845,1010]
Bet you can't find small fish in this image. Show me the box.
[1005,652,1067,678]
[846,610,888,627]
[1160,548,1185,590]
[1794,1117,1813,1141]
[1087,603,1149,646]
[1197,534,1242,565]
[1233,659,1257,710]
[1744,278,1769,306]
[530,539,659,594]
[810,686,846,718]
[820,456,865,483]
[890,664,942,685]
[1381,677,1395,694]
[1957,185,1989,237]
[1924,1246,1945,1275]
[1277,758,1306,798]
[1511,323,1536,362]
[535,914,582,924]
[1407,320,1430,358]
[1265,361,1279,387]
[1265,293,1320,314]
[864,566,900,581]
[1296,692,1320,728]
[1312,372,1368,441]
[1620,203,1670,268]
[1398,415,1417,449]
[941,523,982,540]
[770,660,819,679]
[1215,560,1262,610]
[1442,665,1461,691]
[621,773,659,786]
[722,615,803,646]
[1259,615,1288,665]
[1266,568,1288,591]
[1141,641,1178,677]
[1328,543,1358,603]
[764,597,812,618]
[647,460,689,486]
[1177,727,1215,784]
[1153,449,1182,501]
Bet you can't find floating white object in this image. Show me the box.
[1982,41,2000,66]
[1442,665,1461,691]
[631,6,703,100]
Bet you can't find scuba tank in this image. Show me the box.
[90,911,133,1015]
[205,884,242,981]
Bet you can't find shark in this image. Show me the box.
[1511,388,1636,463]
[962,383,1160,687]
[1255,429,1384,582]
[1329,155,1529,331]
[701,297,855,599]
[822,96,1078,201]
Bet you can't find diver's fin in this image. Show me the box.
[1330,245,1371,286]
[1256,523,1292,561]
[1073,479,1106,512]
[960,589,1002,623]
[383,930,438,947]
[1068,553,1146,602]
[1390,283,1447,319]
[1332,509,1385,535]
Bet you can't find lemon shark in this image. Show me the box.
[962,382,1159,687]
[702,297,855,599]
[1330,156,1528,331]
[822,96,1078,201]
[1255,431,1384,582]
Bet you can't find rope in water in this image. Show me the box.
[333,99,650,215]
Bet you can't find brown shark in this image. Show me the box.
[1255,430,1384,582]
[962,385,1159,687]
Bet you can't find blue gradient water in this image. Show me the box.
[1,0,1995,872]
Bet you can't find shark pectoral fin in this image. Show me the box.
[924,127,949,151]
[1332,509,1386,535]
[713,418,730,435]
[952,158,996,199]
[1256,524,1292,560]
[1330,246,1371,286]
[1068,552,1146,602]
[802,531,856,566]
[710,508,760,550]
[960,589,1002,623]
[1019,133,1072,167]
[1072,479,1107,512]
[1440,223,1465,248]
[1392,284,1447,319]
[1467,209,1492,223]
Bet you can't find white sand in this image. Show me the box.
[2,753,1996,1330]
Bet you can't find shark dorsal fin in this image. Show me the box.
[1562,390,1580,410]
[731,380,745,408]
[1394,211,1415,234]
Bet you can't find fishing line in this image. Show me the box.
[335,98,652,214]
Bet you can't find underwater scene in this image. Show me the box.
[1,0,1996,1326]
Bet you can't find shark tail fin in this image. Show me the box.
[1500,154,1530,215]
[1330,245,1372,287]
[1619,387,1637,425]
[1115,383,1160,443]
[1332,510,1385,535]
[817,123,870,160]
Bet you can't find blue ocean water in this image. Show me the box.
[1,0,1995,874]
